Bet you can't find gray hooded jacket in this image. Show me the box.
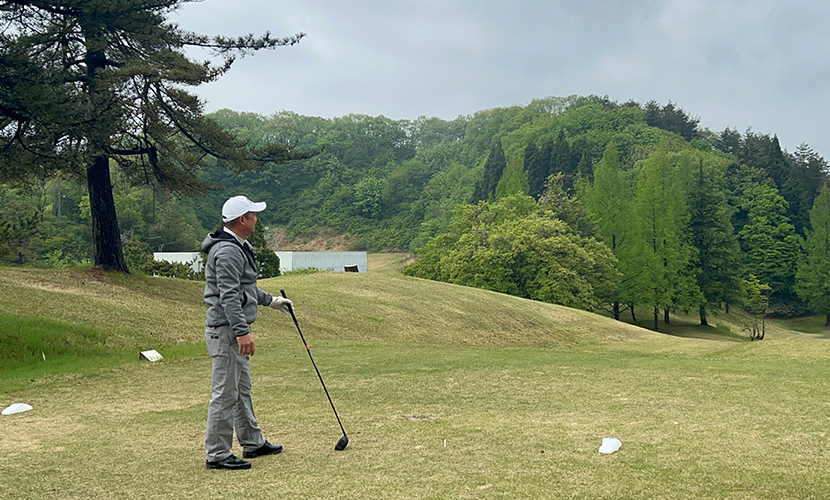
[202,229,273,337]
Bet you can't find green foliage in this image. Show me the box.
[550,129,574,192]
[145,260,200,280]
[3,90,828,318]
[739,184,802,297]
[250,220,281,279]
[630,151,700,328]
[472,139,507,203]
[405,194,619,311]
[743,274,771,340]
[495,156,529,199]
[580,141,639,316]
[643,100,700,141]
[796,185,830,318]
[0,0,311,271]
[123,238,155,274]
[524,139,547,199]
[684,152,744,320]
[539,173,593,238]
[352,176,386,218]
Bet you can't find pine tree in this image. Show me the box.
[524,139,547,200]
[686,157,743,325]
[550,130,572,192]
[570,137,592,180]
[0,0,309,272]
[796,185,830,326]
[785,144,828,235]
[472,139,507,202]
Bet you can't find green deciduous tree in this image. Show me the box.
[0,0,309,272]
[744,274,771,340]
[796,185,830,326]
[739,184,802,301]
[405,194,619,311]
[495,156,528,199]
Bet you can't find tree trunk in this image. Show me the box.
[700,305,708,326]
[613,301,620,320]
[664,309,670,324]
[725,302,730,314]
[629,304,637,322]
[825,313,830,327]
[653,307,659,331]
[87,155,129,273]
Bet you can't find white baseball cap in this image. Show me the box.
[222,195,267,223]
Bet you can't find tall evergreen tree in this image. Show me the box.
[524,139,548,200]
[796,185,830,326]
[739,132,791,192]
[631,152,698,330]
[716,127,742,155]
[472,139,507,202]
[576,150,593,181]
[784,143,828,235]
[644,100,700,141]
[686,157,743,325]
[0,0,308,272]
[582,142,636,320]
[550,130,572,192]
[570,137,592,180]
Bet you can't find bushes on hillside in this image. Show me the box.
[404,194,620,311]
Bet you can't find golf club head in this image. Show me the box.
[335,435,349,451]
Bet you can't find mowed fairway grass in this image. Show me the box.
[1,267,830,499]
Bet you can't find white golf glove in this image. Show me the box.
[270,296,293,314]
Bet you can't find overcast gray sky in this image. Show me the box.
[175,0,830,158]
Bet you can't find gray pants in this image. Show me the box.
[205,325,266,461]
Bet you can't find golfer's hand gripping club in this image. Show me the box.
[270,296,293,314]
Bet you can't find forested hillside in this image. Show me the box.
[2,95,827,321]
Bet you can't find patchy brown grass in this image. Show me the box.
[3,268,830,499]
[367,252,414,273]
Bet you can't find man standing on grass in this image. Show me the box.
[201,195,293,470]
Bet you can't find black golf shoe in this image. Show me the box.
[206,454,251,470]
[243,441,283,458]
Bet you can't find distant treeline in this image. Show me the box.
[2,95,827,321]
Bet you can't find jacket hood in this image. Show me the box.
[201,229,236,253]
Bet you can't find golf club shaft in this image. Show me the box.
[280,290,347,438]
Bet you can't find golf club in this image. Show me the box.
[280,290,349,451]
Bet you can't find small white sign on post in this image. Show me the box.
[139,350,163,362]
